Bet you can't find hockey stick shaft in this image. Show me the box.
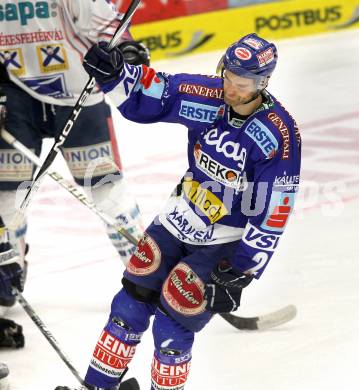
[2,129,296,331]
[1,128,137,246]
[14,0,141,221]
[11,288,85,385]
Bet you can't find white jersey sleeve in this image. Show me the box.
[66,0,132,43]
[1,0,131,106]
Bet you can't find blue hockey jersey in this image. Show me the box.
[101,64,301,278]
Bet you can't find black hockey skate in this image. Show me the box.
[54,377,139,390]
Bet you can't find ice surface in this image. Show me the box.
[3,28,359,390]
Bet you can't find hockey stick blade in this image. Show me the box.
[220,305,297,331]
[14,0,141,219]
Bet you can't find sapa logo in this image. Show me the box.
[0,1,52,26]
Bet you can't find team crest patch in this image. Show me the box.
[126,233,161,276]
[0,48,25,76]
[163,262,206,316]
[36,43,69,73]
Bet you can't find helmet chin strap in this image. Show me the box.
[239,91,261,105]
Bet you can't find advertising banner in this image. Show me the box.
[129,0,359,60]
[116,0,228,25]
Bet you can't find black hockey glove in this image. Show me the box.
[0,85,6,129]
[0,218,25,298]
[83,41,124,85]
[0,318,24,349]
[205,260,254,313]
[118,40,150,66]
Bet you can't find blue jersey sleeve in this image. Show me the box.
[232,111,301,278]
[100,64,224,131]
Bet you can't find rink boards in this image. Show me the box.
[131,0,359,60]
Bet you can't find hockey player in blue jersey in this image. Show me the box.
[57,33,301,390]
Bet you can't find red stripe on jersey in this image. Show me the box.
[107,116,123,171]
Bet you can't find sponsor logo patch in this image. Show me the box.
[0,48,25,76]
[0,149,33,181]
[244,37,264,50]
[274,172,300,192]
[179,83,223,100]
[234,47,252,60]
[203,128,247,171]
[182,177,228,224]
[229,116,246,129]
[107,318,143,343]
[0,1,54,26]
[241,223,280,251]
[90,330,136,378]
[244,118,278,159]
[194,142,247,190]
[151,355,191,390]
[267,112,290,159]
[166,206,216,244]
[163,262,206,316]
[261,191,296,232]
[36,43,68,73]
[62,142,117,179]
[257,47,275,67]
[179,100,220,123]
[127,233,161,276]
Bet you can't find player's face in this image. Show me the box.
[223,70,258,106]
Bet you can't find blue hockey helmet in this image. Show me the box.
[217,33,278,90]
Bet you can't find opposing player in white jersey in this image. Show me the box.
[0,0,150,309]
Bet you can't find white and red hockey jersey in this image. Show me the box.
[0,0,132,106]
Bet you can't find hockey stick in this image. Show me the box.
[1,128,137,246]
[12,289,138,390]
[9,0,141,230]
[11,287,85,386]
[220,304,297,330]
[1,129,296,331]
